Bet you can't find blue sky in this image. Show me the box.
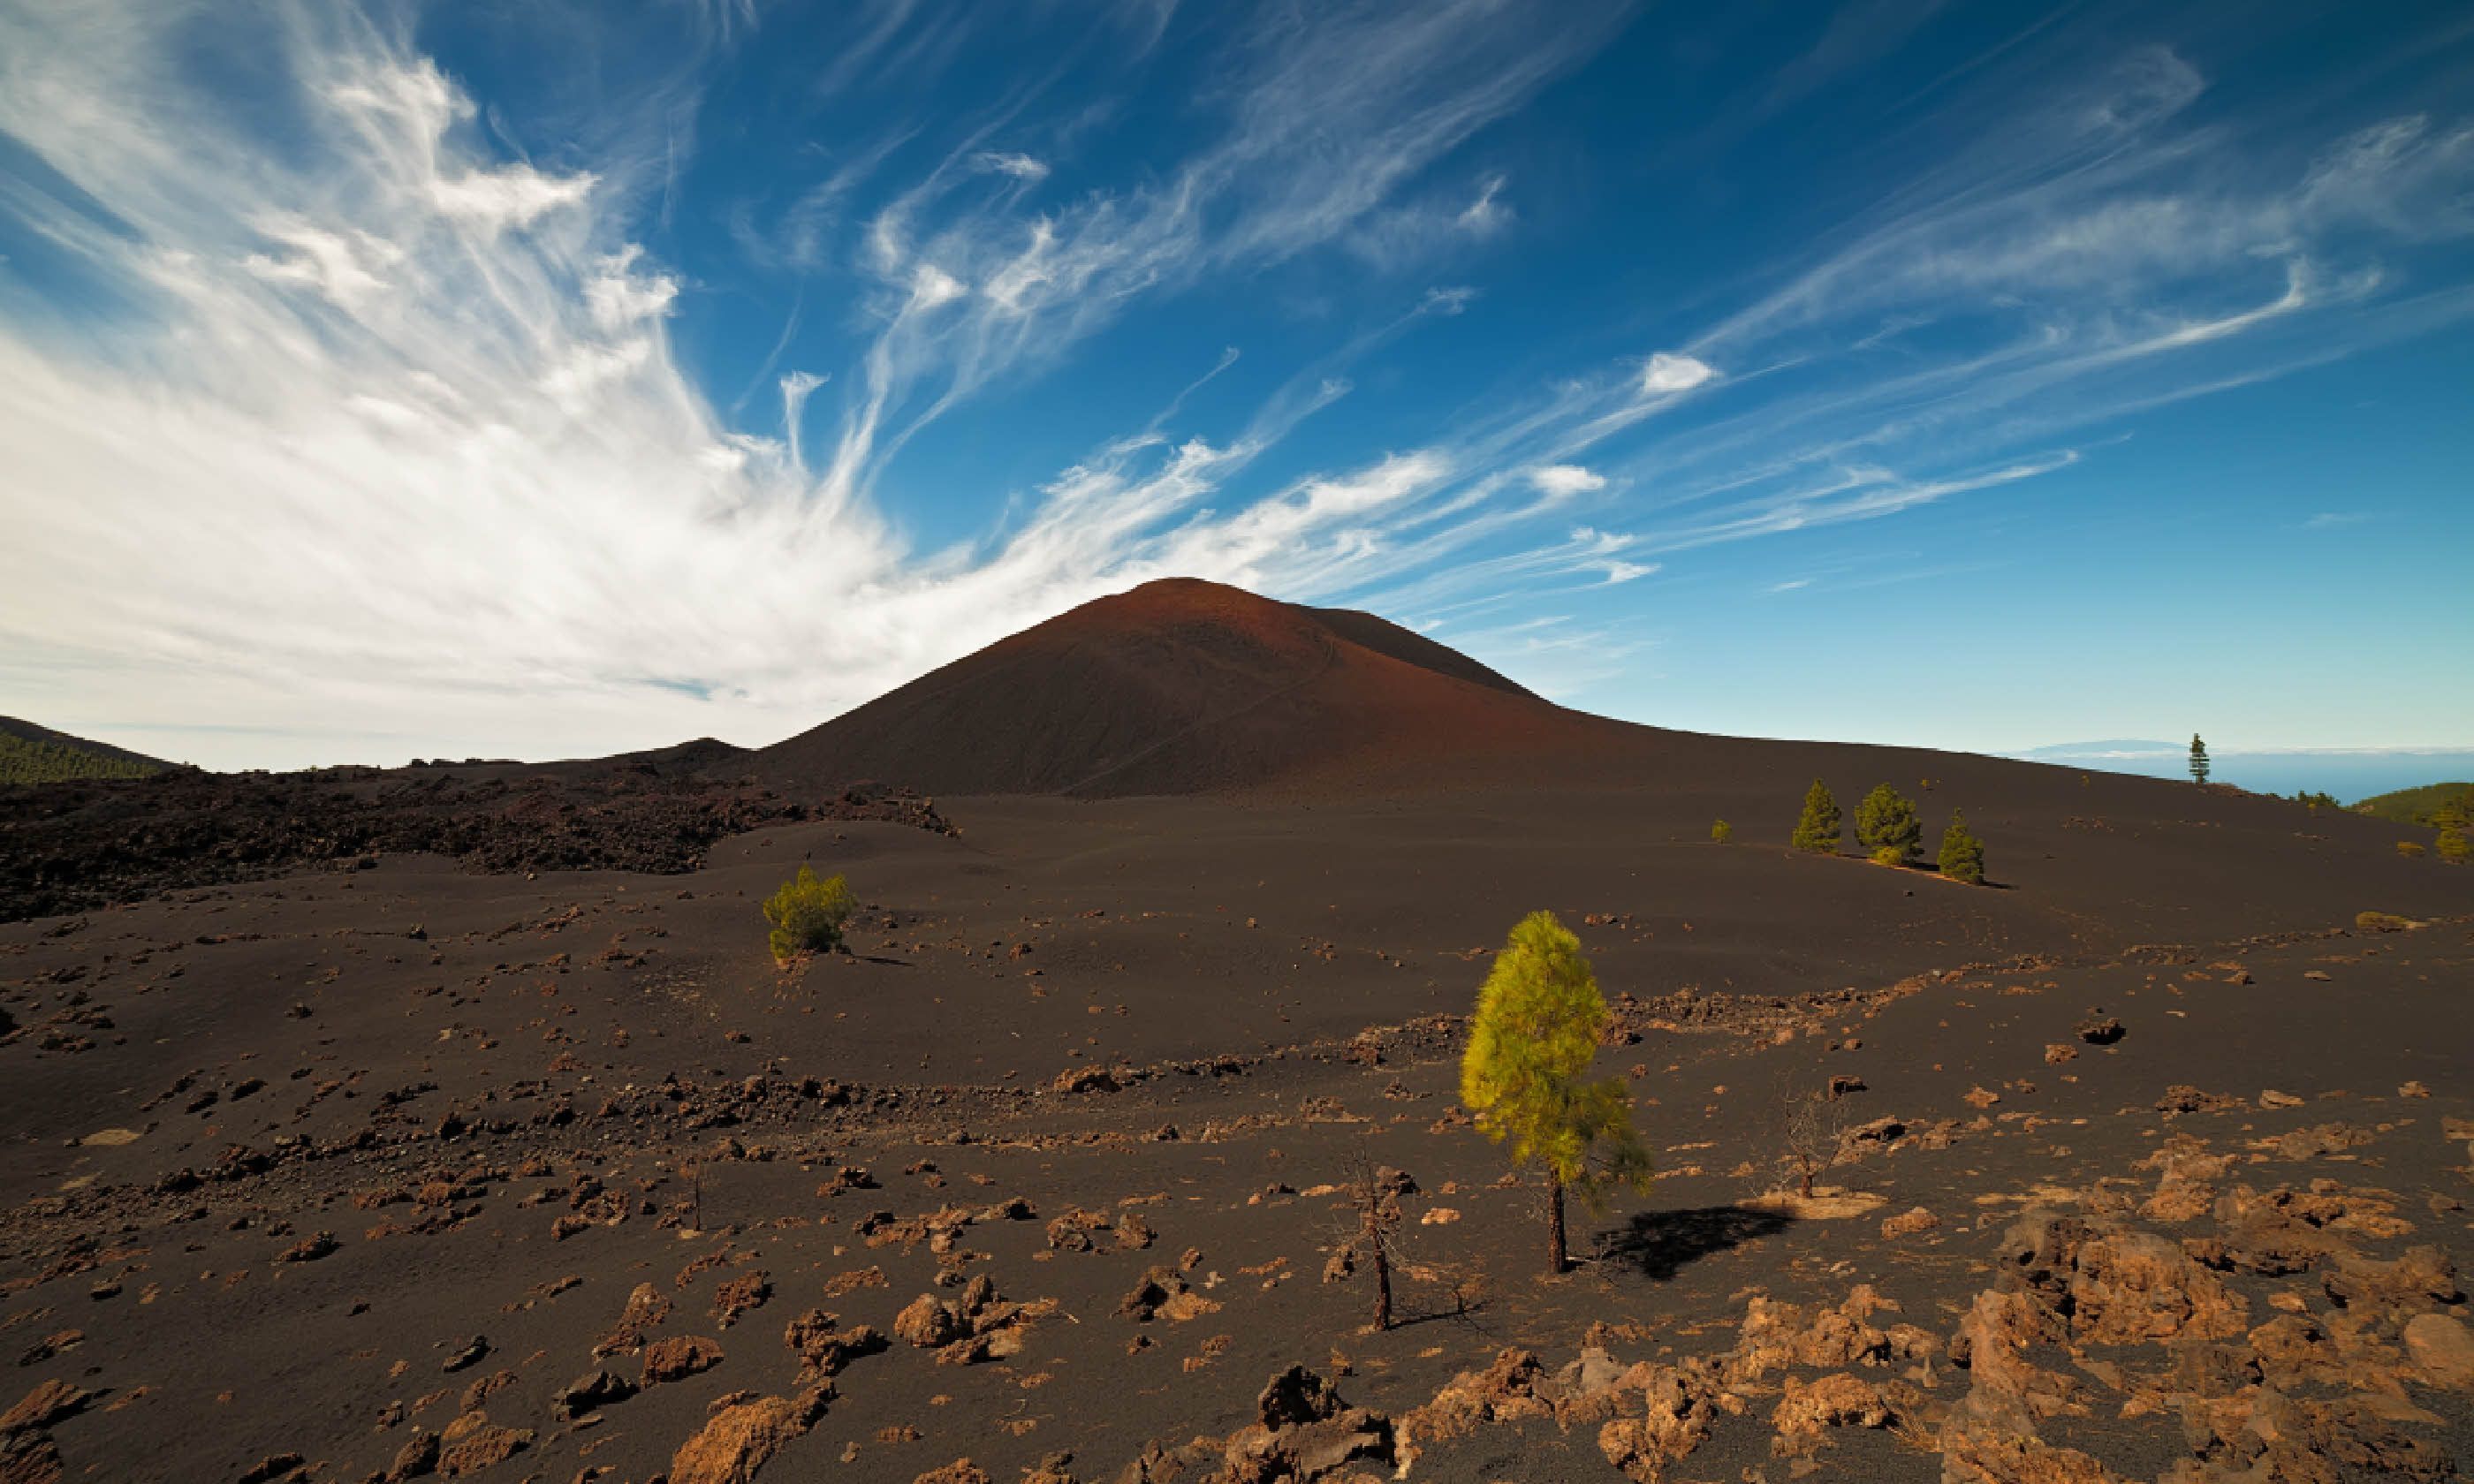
[1,0,2470,777]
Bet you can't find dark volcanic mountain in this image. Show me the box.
[755,577,1643,796]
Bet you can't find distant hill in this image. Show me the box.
[755,577,1628,796]
[2353,780,2474,828]
[2015,740,2474,799]
[0,717,171,785]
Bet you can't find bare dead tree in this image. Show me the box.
[1332,1154,1408,1331]
[1778,1084,1850,1198]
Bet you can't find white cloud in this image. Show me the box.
[1457,173,1511,235]
[240,219,399,309]
[1641,352,1717,395]
[970,151,1051,183]
[426,164,596,228]
[584,248,679,328]
[1528,464,1606,497]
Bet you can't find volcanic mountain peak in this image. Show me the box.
[1031,577,1530,696]
[756,577,1622,797]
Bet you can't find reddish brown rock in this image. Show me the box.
[2067,1231,2249,1345]
[893,1295,963,1349]
[1940,1426,2121,1484]
[1596,1365,1714,1482]
[643,1334,726,1385]
[383,1430,439,1483]
[553,1370,637,1420]
[1401,1348,1551,1442]
[0,1382,95,1438]
[668,1389,830,1484]
[1220,1367,1393,1482]
[713,1272,770,1329]
[1880,1207,1940,1238]
[1771,1372,1896,1444]
[783,1310,887,1380]
[593,1283,673,1358]
[2402,1314,2474,1389]
[436,1426,531,1477]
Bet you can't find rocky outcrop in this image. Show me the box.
[1117,1268,1219,1323]
[1114,1368,1390,1484]
[893,1294,965,1349]
[436,1425,532,1478]
[896,1277,1054,1366]
[1596,1365,1718,1482]
[783,1310,886,1381]
[669,1388,831,1484]
[552,1370,636,1420]
[642,1334,725,1384]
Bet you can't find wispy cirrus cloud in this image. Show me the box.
[0,0,1639,765]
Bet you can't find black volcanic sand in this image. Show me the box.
[3,785,2470,1484]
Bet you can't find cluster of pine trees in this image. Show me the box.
[2436,798,2473,866]
[0,733,163,786]
[1776,779,1987,884]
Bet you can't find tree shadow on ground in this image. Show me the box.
[1595,1206,1795,1282]
[1389,1291,1495,1336]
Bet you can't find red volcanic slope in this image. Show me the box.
[755,577,1645,797]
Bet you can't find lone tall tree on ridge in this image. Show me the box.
[2189,734,2211,785]
[1460,911,1654,1273]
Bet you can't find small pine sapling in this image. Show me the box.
[763,864,855,961]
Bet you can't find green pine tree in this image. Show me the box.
[1855,783,1923,866]
[762,865,855,961]
[1790,779,1840,854]
[2189,734,2211,785]
[1937,810,1987,885]
[1710,818,1733,844]
[1459,911,1654,1273]
[2439,826,2472,866]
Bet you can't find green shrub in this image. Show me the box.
[1937,810,1987,885]
[1790,780,1840,854]
[1855,783,1922,865]
[1711,818,1733,844]
[2396,840,2425,859]
[2354,911,2413,933]
[2439,827,2472,865]
[763,865,854,961]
